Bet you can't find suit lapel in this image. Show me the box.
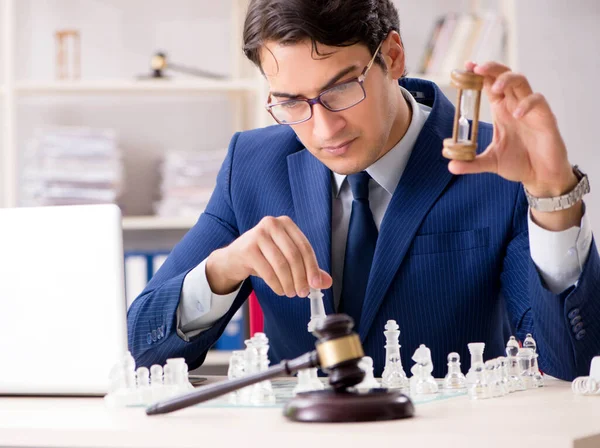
[358,81,457,341]
[287,149,335,314]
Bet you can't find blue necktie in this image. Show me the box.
[340,171,378,331]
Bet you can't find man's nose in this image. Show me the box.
[311,104,346,142]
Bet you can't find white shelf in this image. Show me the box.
[15,78,258,95]
[204,350,233,366]
[122,216,198,230]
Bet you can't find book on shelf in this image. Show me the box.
[125,250,245,351]
[417,11,506,78]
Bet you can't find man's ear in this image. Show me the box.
[382,31,406,80]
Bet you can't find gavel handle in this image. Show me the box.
[146,350,319,415]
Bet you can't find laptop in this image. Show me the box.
[0,204,128,395]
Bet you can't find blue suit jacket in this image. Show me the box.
[128,78,600,380]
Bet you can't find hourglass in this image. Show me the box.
[442,70,484,161]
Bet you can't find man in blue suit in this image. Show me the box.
[128,0,600,379]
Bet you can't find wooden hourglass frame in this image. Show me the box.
[442,70,484,161]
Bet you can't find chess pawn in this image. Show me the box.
[136,367,152,404]
[354,356,381,391]
[443,352,466,393]
[505,336,525,392]
[294,370,317,395]
[410,344,438,395]
[485,360,502,398]
[382,320,408,389]
[523,333,544,387]
[496,357,510,395]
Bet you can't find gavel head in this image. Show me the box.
[151,52,168,77]
[312,314,365,391]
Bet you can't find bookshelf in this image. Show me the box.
[406,0,517,90]
[0,0,271,214]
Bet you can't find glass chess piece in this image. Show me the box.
[410,344,438,395]
[517,348,537,389]
[227,350,246,404]
[505,336,525,392]
[496,357,510,396]
[443,352,466,393]
[136,366,152,404]
[382,320,408,389]
[250,332,276,405]
[150,364,165,402]
[354,356,381,391]
[294,369,318,395]
[523,333,544,387]
[485,360,503,398]
[307,288,326,334]
[466,342,489,399]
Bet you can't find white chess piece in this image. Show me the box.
[410,344,438,395]
[293,370,316,395]
[354,356,381,391]
[250,332,275,404]
[466,342,489,399]
[382,320,408,389]
[307,288,326,334]
[443,352,466,393]
[523,333,544,387]
[505,336,525,392]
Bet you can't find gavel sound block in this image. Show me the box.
[146,314,415,423]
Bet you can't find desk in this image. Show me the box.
[0,378,598,448]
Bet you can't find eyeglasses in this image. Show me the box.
[265,41,384,125]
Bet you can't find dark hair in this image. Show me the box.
[243,0,402,73]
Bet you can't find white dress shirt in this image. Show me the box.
[176,86,593,338]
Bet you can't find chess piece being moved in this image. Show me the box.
[442,70,484,161]
[146,314,415,423]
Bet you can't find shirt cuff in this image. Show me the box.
[528,203,593,294]
[176,259,242,339]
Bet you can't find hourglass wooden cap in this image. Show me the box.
[450,69,484,91]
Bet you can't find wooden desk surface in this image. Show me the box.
[0,378,598,448]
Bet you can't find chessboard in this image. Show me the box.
[175,377,467,409]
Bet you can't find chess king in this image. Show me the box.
[128,0,600,380]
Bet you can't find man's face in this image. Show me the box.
[260,39,404,175]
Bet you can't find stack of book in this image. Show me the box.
[418,12,506,76]
[20,127,122,207]
[154,149,227,218]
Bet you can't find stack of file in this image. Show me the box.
[154,149,227,218]
[20,127,123,207]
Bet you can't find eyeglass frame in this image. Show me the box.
[265,40,385,125]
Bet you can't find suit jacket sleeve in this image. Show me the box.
[502,187,600,380]
[127,132,253,370]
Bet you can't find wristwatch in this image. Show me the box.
[524,165,590,212]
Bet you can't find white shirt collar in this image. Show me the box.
[332,85,429,197]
